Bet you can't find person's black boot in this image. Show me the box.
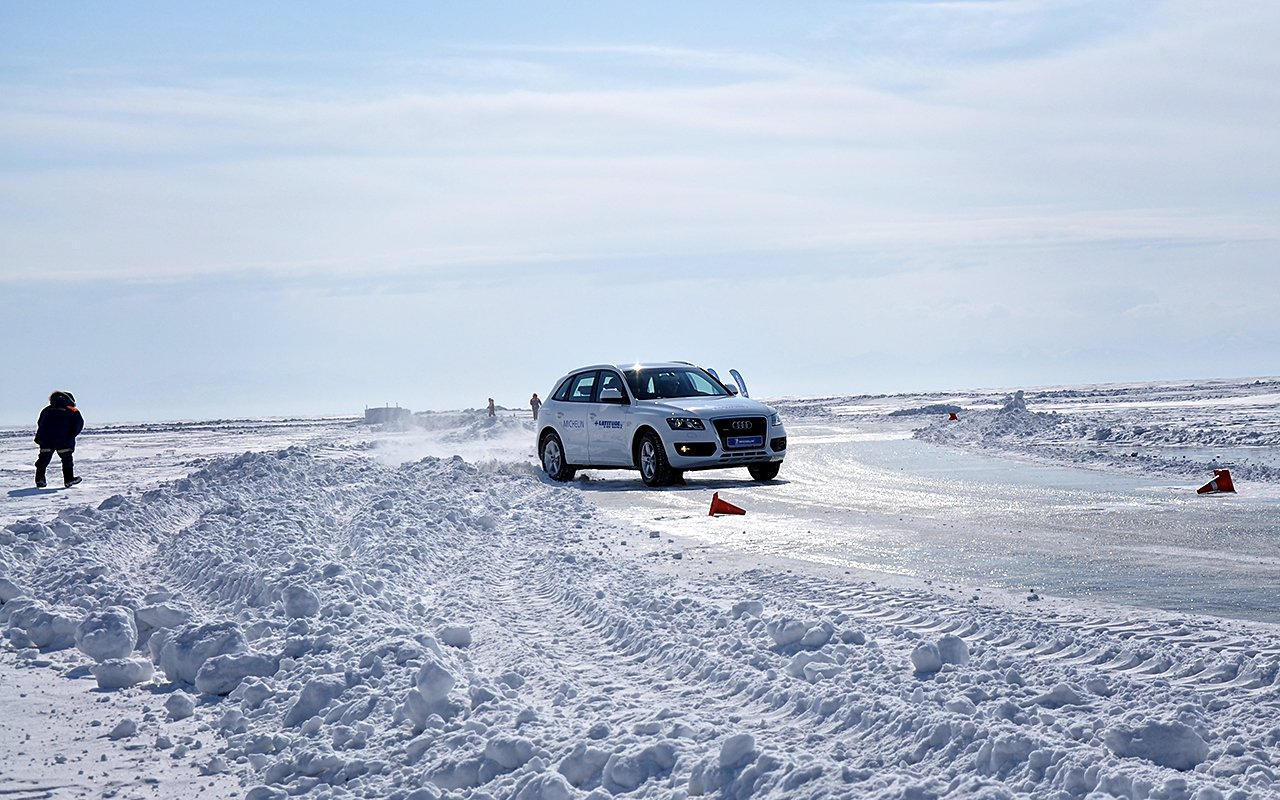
[65,476,82,488]
[35,450,51,488]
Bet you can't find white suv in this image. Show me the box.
[536,362,787,487]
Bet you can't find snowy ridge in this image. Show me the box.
[4,445,1280,798]
[771,377,1280,483]
[916,401,1280,484]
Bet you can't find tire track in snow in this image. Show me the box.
[736,570,1280,699]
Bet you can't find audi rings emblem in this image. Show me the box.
[731,420,753,430]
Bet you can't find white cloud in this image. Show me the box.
[1,0,1277,284]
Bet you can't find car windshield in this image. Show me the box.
[624,366,729,400]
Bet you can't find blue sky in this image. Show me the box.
[2,1,1277,424]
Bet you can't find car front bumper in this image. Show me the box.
[666,430,786,471]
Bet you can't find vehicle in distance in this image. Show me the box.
[536,362,787,487]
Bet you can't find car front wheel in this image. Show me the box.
[540,432,576,482]
[748,462,780,482]
[637,431,674,487]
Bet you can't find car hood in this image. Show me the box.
[643,396,776,418]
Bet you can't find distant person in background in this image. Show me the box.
[34,390,84,488]
[487,398,496,417]
[530,393,541,420]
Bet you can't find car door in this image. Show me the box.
[554,371,596,463]
[587,370,633,465]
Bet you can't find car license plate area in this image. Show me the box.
[726,435,764,449]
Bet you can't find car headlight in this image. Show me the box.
[771,413,782,427]
[665,417,705,431]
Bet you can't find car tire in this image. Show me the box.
[637,431,674,487]
[748,462,780,482]
[540,432,576,482]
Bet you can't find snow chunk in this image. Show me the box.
[720,734,756,770]
[602,742,677,793]
[559,742,610,788]
[976,732,1035,776]
[8,601,78,650]
[76,605,138,662]
[158,622,248,684]
[731,600,763,619]
[437,623,472,648]
[4,521,53,542]
[135,603,191,632]
[911,642,943,674]
[1104,720,1209,771]
[282,584,320,618]
[1031,682,1088,708]
[1001,390,1027,412]
[165,691,196,720]
[414,657,456,702]
[944,695,977,716]
[840,628,866,645]
[194,651,277,696]
[0,577,24,603]
[484,734,537,770]
[283,675,346,727]
[93,657,154,690]
[937,634,970,666]
[786,652,834,680]
[108,719,138,740]
[800,621,834,649]
[765,617,807,647]
[513,772,574,800]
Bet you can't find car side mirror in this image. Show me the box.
[599,387,627,403]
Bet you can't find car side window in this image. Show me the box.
[599,371,626,399]
[553,377,573,402]
[567,372,598,403]
[687,372,719,396]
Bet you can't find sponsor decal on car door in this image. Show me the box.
[557,371,596,461]
[587,371,632,465]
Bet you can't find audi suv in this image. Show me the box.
[536,362,787,487]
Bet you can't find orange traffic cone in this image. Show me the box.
[708,492,746,516]
[1197,469,1236,495]
[948,412,958,421]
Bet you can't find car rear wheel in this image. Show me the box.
[748,462,780,482]
[637,431,674,487]
[540,432,576,482]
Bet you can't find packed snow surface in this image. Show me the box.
[2,378,1279,799]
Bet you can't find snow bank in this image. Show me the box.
[915,380,1280,484]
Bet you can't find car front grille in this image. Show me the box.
[713,417,767,451]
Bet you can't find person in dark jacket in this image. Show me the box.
[34,390,84,488]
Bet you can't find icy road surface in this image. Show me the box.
[584,417,1280,625]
